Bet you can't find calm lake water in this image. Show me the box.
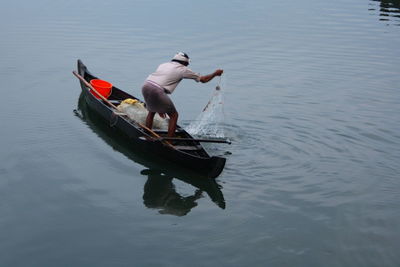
[1,0,400,266]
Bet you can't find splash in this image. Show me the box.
[186,84,226,138]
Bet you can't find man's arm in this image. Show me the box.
[199,69,223,83]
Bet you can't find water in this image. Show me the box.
[1,0,400,266]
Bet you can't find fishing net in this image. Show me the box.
[186,83,226,138]
[116,99,168,130]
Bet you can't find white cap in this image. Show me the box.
[172,52,190,63]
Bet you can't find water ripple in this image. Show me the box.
[1,0,400,266]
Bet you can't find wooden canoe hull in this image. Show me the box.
[76,60,226,178]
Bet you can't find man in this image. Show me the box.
[142,52,223,137]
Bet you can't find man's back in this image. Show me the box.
[146,61,200,93]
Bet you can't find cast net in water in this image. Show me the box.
[186,84,226,138]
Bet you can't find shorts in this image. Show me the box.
[142,81,177,114]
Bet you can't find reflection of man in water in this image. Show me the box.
[141,169,203,216]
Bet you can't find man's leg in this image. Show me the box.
[146,111,156,129]
[167,111,178,137]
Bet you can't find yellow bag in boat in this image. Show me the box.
[122,98,137,105]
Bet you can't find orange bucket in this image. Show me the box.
[90,79,112,99]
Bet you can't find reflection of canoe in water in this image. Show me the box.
[142,169,215,215]
[75,60,226,178]
[75,94,225,210]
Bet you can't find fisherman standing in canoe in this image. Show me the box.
[142,52,223,137]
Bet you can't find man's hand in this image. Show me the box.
[214,69,223,76]
[200,69,224,83]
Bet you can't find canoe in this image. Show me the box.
[75,60,226,178]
